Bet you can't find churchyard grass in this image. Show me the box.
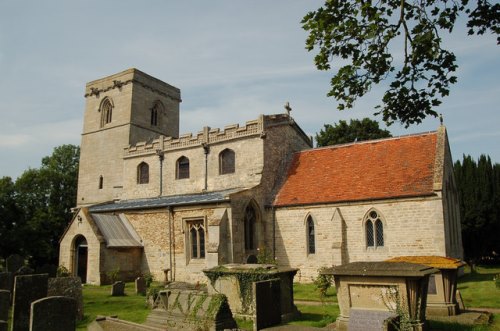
[293,282,337,303]
[458,265,500,309]
[76,282,149,330]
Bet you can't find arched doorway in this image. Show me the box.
[73,235,88,283]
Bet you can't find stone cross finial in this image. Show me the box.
[284,101,292,115]
[439,113,443,125]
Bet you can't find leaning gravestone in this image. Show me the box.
[135,277,146,295]
[6,255,24,274]
[48,277,84,320]
[11,274,48,331]
[30,296,76,331]
[0,290,10,321]
[111,281,125,296]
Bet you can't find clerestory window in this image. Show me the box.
[219,149,235,175]
[365,210,384,248]
[137,162,149,184]
[176,156,190,179]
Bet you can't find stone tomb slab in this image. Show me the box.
[11,274,48,331]
[30,296,76,331]
[347,308,397,331]
[48,277,84,320]
[0,290,9,321]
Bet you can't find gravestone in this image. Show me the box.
[48,277,84,320]
[6,255,24,274]
[254,278,281,330]
[30,296,76,331]
[0,290,10,321]
[135,277,146,295]
[0,273,13,294]
[348,309,397,331]
[111,281,125,296]
[11,274,48,331]
[35,264,57,278]
[0,321,7,331]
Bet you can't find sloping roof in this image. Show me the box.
[89,188,240,212]
[91,213,143,248]
[274,132,439,207]
[386,256,465,269]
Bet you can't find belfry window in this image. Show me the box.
[176,156,190,179]
[151,105,158,126]
[137,162,149,184]
[307,216,316,254]
[244,204,256,250]
[365,210,384,248]
[100,98,113,127]
[219,149,235,175]
[188,220,205,259]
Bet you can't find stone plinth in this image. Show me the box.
[323,262,438,331]
[203,264,298,322]
[386,256,466,316]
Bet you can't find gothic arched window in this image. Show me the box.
[365,210,385,248]
[306,216,316,254]
[244,204,256,250]
[188,220,205,259]
[100,98,113,127]
[137,162,149,184]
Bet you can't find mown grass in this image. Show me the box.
[293,282,337,303]
[458,265,500,309]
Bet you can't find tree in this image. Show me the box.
[15,144,80,266]
[302,1,499,127]
[316,118,392,147]
[0,176,25,259]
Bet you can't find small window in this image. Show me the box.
[307,216,316,254]
[151,106,158,126]
[176,156,190,179]
[244,204,256,250]
[188,220,205,259]
[219,149,235,174]
[98,176,103,189]
[365,210,384,248]
[100,98,113,127]
[137,162,149,184]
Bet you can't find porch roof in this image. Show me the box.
[91,213,143,248]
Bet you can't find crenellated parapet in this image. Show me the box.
[125,115,268,157]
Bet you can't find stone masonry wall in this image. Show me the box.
[274,196,446,282]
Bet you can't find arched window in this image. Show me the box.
[176,156,190,179]
[100,98,113,127]
[137,162,149,184]
[150,101,164,126]
[188,220,205,259]
[365,210,384,248]
[244,204,256,250]
[98,175,103,189]
[307,216,316,254]
[219,149,235,174]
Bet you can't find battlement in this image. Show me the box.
[124,115,268,157]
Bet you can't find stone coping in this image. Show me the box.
[322,261,438,277]
[204,264,298,275]
[385,256,466,269]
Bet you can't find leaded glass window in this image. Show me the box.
[137,162,149,184]
[176,156,190,179]
[219,149,235,174]
[307,216,315,254]
[244,205,256,250]
[188,221,205,259]
[365,210,385,248]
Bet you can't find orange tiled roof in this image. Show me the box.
[274,132,438,206]
[386,256,465,269]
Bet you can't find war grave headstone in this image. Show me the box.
[48,277,84,320]
[135,277,146,295]
[111,281,125,296]
[0,290,9,321]
[30,296,76,331]
[11,274,48,331]
[6,255,24,274]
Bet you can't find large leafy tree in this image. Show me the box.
[316,118,392,146]
[14,144,80,266]
[0,176,25,260]
[303,0,499,127]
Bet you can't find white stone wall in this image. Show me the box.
[274,196,447,282]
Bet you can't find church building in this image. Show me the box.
[59,68,463,284]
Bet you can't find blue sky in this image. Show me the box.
[0,1,499,179]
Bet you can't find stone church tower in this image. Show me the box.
[76,68,181,206]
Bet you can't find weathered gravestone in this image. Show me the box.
[48,277,84,320]
[135,277,146,295]
[254,278,281,330]
[111,281,125,296]
[11,274,48,331]
[6,255,24,274]
[0,290,9,321]
[0,273,13,295]
[30,296,76,331]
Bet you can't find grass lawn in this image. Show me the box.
[293,282,337,303]
[458,265,500,309]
